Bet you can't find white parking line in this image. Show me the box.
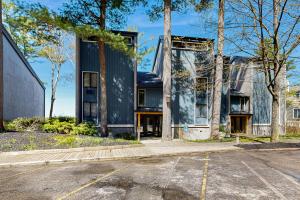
[270,167,300,189]
[163,157,181,189]
[241,161,287,200]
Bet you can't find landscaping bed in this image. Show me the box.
[0,117,139,152]
[0,132,139,152]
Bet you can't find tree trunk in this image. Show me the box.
[49,95,55,118]
[271,88,280,142]
[211,0,225,139]
[0,0,4,131]
[98,0,108,137]
[162,0,172,141]
[271,0,280,142]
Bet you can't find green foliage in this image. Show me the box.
[146,0,212,21]
[71,123,98,136]
[2,0,58,59]
[22,134,37,151]
[42,119,74,134]
[4,117,44,132]
[53,135,77,147]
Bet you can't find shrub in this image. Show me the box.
[71,123,97,136]
[53,135,77,147]
[4,117,44,132]
[43,119,75,134]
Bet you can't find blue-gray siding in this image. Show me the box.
[79,41,134,124]
[253,71,271,124]
[144,88,162,108]
[3,29,45,120]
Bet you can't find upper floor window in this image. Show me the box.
[294,109,300,119]
[83,72,97,88]
[231,96,249,113]
[296,91,300,98]
[138,89,145,107]
[195,77,208,124]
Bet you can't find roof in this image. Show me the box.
[152,35,214,72]
[137,71,162,88]
[1,25,45,90]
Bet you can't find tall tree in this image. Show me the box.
[162,0,172,141]
[211,0,225,139]
[148,0,211,141]
[61,0,145,136]
[39,32,67,118]
[0,0,4,131]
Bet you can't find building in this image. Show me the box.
[286,85,300,122]
[0,26,45,120]
[75,31,138,134]
[76,32,286,139]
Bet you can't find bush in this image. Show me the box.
[71,123,97,136]
[53,135,77,147]
[4,117,44,132]
[43,119,75,134]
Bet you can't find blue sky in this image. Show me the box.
[26,0,299,117]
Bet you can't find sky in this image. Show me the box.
[25,0,299,117]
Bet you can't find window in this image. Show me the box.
[195,78,208,124]
[83,72,97,88]
[138,89,145,107]
[294,109,300,119]
[240,97,249,112]
[296,91,300,98]
[84,102,97,118]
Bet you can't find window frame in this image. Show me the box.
[293,108,300,119]
[194,77,208,125]
[82,71,98,122]
[83,72,98,88]
[138,89,146,107]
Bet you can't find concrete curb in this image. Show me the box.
[0,144,144,156]
[0,147,241,167]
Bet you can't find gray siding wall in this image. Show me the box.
[253,71,272,124]
[171,49,214,126]
[143,87,162,108]
[79,40,134,124]
[3,35,45,120]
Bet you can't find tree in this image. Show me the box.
[211,0,225,139]
[2,0,57,60]
[0,0,4,131]
[39,32,67,118]
[225,0,300,142]
[61,0,145,137]
[147,0,211,141]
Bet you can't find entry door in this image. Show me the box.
[231,116,247,133]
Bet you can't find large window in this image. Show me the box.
[84,102,97,118]
[138,89,145,107]
[83,72,97,88]
[240,97,249,112]
[294,109,300,119]
[195,77,208,124]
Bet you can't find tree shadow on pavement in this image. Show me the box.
[235,142,300,150]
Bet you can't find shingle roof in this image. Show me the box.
[137,71,162,88]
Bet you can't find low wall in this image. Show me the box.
[172,125,211,140]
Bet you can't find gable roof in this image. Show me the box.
[1,25,45,90]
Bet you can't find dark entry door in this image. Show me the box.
[231,116,247,133]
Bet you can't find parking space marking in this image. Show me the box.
[200,153,209,200]
[163,157,181,189]
[56,165,128,200]
[241,161,287,200]
[0,166,45,182]
[270,166,300,189]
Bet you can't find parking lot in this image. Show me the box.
[0,149,300,200]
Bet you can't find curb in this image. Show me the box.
[0,144,144,156]
[0,146,242,167]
